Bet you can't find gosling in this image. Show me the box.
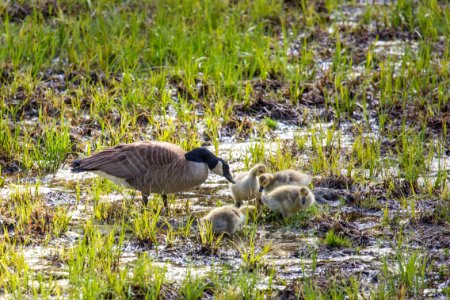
[201,205,257,235]
[258,170,312,194]
[260,186,315,218]
[229,164,267,207]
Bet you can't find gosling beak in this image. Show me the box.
[259,186,264,193]
[301,197,306,205]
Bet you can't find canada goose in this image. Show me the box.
[200,205,256,235]
[258,170,312,193]
[229,164,267,207]
[70,141,235,210]
[260,185,315,218]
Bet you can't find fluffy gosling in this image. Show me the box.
[201,205,256,235]
[229,164,267,207]
[260,186,315,218]
[258,170,312,193]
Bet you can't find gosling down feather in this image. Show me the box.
[70,141,235,209]
[258,169,312,193]
[261,186,315,218]
[201,205,256,235]
[229,163,267,207]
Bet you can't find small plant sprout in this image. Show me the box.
[324,230,352,248]
[198,218,224,251]
[0,0,448,297]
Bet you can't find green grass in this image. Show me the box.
[0,0,449,298]
[236,226,272,271]
[324,230,352,248]
[263,117,278,130]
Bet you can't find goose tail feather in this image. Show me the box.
[70,159,89,173]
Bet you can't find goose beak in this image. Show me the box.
[223,168,235,184]
[259,186,264,193]
[225,174,235,184]
[301,197,306,205]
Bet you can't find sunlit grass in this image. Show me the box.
[324,230,352,248]
[0,0,448,298]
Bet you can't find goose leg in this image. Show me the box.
[142,194,149,205]
[255,193,262,211]
[162,194,169,212]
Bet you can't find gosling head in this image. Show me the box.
[299,186,309,205]
[250,164,267,176]
[185,148,235,183]
[258,173,274,192]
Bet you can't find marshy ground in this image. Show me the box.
[0,0,449,298]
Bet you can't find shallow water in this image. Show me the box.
[1,0,449,297]
[2,122,447,297]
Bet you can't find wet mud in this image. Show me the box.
[1,139,448,297]
[1,0,449,298]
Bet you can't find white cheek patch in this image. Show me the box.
[211,161,224,176]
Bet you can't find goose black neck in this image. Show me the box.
[185,148,219,169]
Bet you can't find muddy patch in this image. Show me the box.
[1,0,449,297]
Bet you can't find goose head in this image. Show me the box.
[258,173,274,192]
[185,148,235,183]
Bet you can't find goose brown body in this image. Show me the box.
[71,141,234,208]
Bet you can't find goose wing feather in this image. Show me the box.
[73,141,185,180]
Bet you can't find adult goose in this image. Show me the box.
[70,141,235,210]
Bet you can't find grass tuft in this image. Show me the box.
[324,230,352,248]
